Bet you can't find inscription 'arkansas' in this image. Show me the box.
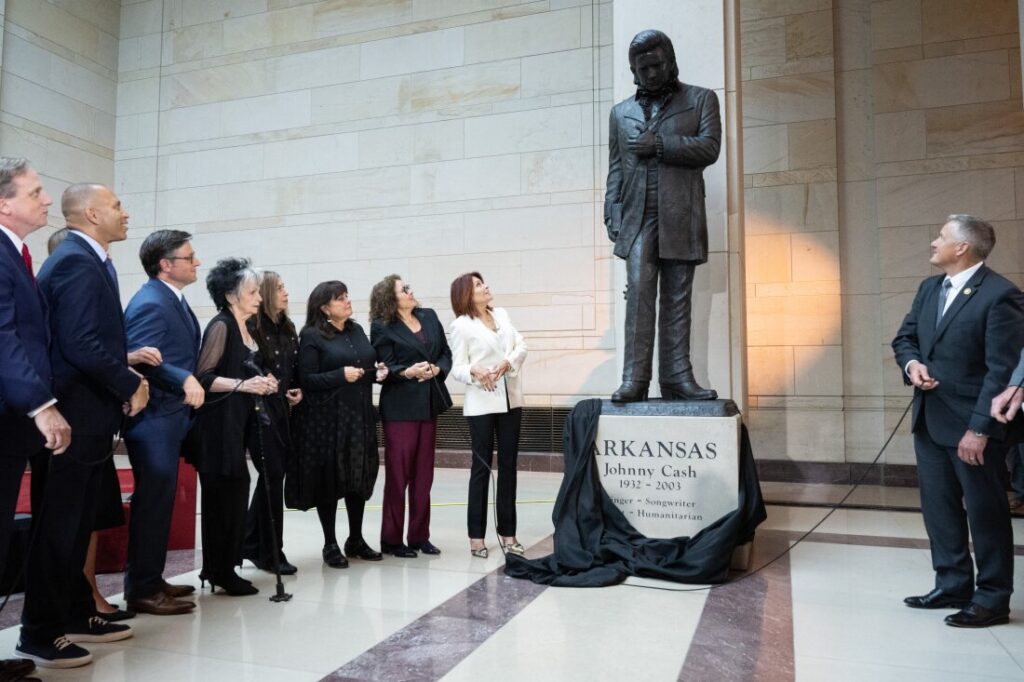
[593,439,718,459]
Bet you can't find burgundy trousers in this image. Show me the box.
[381,419,437,545]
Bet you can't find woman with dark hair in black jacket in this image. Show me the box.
[290,280,387,568]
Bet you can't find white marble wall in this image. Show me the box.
[0,0,120,257]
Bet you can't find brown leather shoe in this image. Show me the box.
[127,592,196,616]
[161,581,196,598]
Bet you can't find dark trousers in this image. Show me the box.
[199,473,250,579]
[381,419,437,545]
[21,435,108,644]
[623,186,697,385]
[1008,445,1024,499]
[242,468,284,566]
[0,456,28,581]
[914,428,1014,611]
[124,435,185,599]
[466,408,521,538]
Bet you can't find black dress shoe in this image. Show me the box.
[0,657,35,681]
[248,554,298,575]
[945,603,1010,628]
[611,381,649,403]
[903,588,972,610]
[100,608,136,622]
[409,541,441,555]
[380,542,418,558]
[660,380,717,401]
[344,538,383,561]
[322,543,349,568]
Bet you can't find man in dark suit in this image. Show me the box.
[604,29,721,403]
[17,184,150,669]
[892,214,1024,628]
[0,158,70,681]
[123,230,204,615]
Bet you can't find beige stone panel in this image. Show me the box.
[921,0,1017,43]
[522,348,617,396]
[410,154,521,204]
[359,125,415,168]
[520,48,594,99]
[520,246,595,293]
[744,407,845,461]
[747,346,795,395]
[413,119,465,162]
[7,0,118,70]
[156,100,221,145]
[746,233,792,283]
[872,45,923,64]
[360,27,464,80]
[743,123,789,173]
[838,180,879,295]
[4,33,117,115]
[114,157,157,196]
[843,409,889,461]
[873,51,1011,113]
[834,0,871,71]
[741,17,786,68]
[745,182,839,234]
[160,144,264,190]
[0,123,113,187]
[411,0,524,21]
[464,8,581,63]
[842,293,884,395]
[117,78,159,116]
[925,102,1024,158]
[313,0,414,39]
[1010,48,1021,103]
[1018,168,1024,218]
[0,74,111,149]
[741,0,832,21]
[522,147,594,194]
[164,22,224,64]
[747,55,834,80]
[180,0,267,27]
[794,344,843,396]
[747,293,842,345]
[986,219,1022,275]
[119,33,162,73]
[404,60,521,113]
[874,111,926,163]
[223,4,314,54]
[878,225,934,279]
[355,214,465,259]
[876,169,1016,227]
[755,280,840,296]
[311,75,408,124]
[750,167,837,187]
[120,0,162,38]
[52,0,120,38]
[405,249,521,298]
[923,33,1020,59]
[263,132,359,179]
[786,9,833,59]
[871,0,921,51]
[115,112,159,151]
[463,204,588,253]
[220,91,311,137]
[464,105,583,158]
[788,119,837,169]
[509,305,584,333]
[791,230,840,282]
[742,72,836,126]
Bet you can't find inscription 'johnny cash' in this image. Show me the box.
[593,439,718,459]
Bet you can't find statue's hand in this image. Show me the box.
[627,130,657,158]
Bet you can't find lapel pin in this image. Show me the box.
[963,287,972,296]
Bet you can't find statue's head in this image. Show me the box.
[628,29,679,90]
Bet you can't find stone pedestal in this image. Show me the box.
[595,399,741,540]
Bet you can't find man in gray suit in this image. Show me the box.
[893,214,1023,628]
[605,30,721,403]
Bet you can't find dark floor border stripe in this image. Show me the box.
[781,530,1024,556]
[323,538,552,682]
[679,531,795,681]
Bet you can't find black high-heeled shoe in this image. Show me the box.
[199,571,258,596]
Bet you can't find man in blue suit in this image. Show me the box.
[0,158,70,681]
[17,183,150,669]
[123,230,204,615]
[893,214,1024,629]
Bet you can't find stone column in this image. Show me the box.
[610,0,747,408]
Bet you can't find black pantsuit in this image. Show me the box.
[466,407,522,538]
[200,472,251,579]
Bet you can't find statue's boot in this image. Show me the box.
[611,381,649,403]
[660,378,717,401]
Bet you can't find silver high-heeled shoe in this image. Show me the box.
[470,546,488,559]
[501,540,525,555]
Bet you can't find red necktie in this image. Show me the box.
[21,243,35,284]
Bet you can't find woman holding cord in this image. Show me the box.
[448,272,528,558]
[242,271,302,575]
[292,281,387,568]
[190,258,277,596]
[370,275,452,558]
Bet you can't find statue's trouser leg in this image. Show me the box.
[623,219,660,384]
[657,259,696,384]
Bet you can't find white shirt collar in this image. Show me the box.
[69,229,108,261]
[158,278,184,301]
[946,261,984,289]
[0,224,24,253]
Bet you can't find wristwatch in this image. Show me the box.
[971,429,988,438]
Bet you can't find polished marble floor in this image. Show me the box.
[1,471,1022,681]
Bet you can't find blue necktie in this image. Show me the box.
[936,278,952,327]
[103,257,120,298]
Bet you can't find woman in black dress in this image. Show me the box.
[191,258,278,595]
[291,281,387,568]
[242,271,302,575]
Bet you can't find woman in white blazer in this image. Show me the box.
[449,272,528,558]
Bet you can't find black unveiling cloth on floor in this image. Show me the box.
[504,398,767,587]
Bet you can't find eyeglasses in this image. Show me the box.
[166,254,196,263]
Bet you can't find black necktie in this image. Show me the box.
[103,258,120,298]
